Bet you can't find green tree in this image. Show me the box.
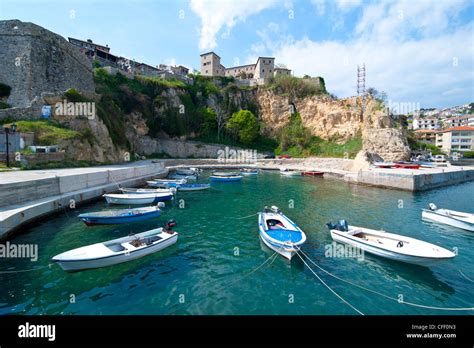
[201,107,217,136]
[226,109,259,144]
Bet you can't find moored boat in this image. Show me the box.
[52,221,178,271]
[258,206,307,260]
[168,173,197,180]
[394,162,421,169]
[212,171,241,177]
[241,168,260,175]
[175,167,201,176]
[301,171,324,176]
[372,161,395,168]
[147,179,187,187]
[78,204,164,226]
[177,183,211,191]
[422,203,474,232]
[104,192,173,205]
[326,220,456,266]
[209,174,243,182]
[119,187,175,195]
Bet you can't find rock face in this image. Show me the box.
[256,90,410,161]
[0,20,94,108]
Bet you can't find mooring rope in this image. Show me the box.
[166,251,278,315]
[295,248,364,315]
[295,246,474,312]
[458,269,473,283]
[231,212,259,220]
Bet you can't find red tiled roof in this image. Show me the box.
[439,126,474,133]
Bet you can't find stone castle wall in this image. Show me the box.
[0,20,94,108]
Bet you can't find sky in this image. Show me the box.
[0,0,473,108]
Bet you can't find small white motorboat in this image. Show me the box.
[119,187,175,195]
[280,168,301,176]
[422,203,474,232]
[175,167,201,176]
[258,206,307,260]
[169,173,197,180]
[147,179,187,187]
[326,220,456,266]
[241,168,260,175]
[104,192,173,205]
[177,183,211,191]
[52,221,178,271]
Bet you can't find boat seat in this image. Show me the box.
[144,236,162,245]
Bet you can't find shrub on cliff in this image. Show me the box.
[225,110,259,144]
[0,83,11,98]
[266,76,327,98]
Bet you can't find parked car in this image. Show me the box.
[432,155,447,163]
[278,155,292,159]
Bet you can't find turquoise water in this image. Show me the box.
[0,171,473,315]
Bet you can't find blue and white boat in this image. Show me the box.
[78,204,164,226]
[175,167,202,176]
[168,173,197,180]
[104,192,173,205]
[209,174,243,182]
[258,206,307,260]
[177,183,211,191]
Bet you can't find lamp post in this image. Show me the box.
[4,123,16,168]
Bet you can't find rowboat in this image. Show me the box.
[280,168,301,176]
[147,179,186,187]
[372,162,395,168]
[326,220,456,266]
[422,203,474,232]
[52,221,178,271]
[394,162,421,169]
[258,206,306,260]
[301,171,324,176]
[104,192,173,205]
[175,167,201,176]
[241,168,260,175]
[212,171,241,176]
[177,183,211,191]
[78,204,164,226]
[209,175,243,182]
[119,187,175,195]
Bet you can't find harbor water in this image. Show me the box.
[0,171,473,315]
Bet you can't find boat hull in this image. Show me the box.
[301,171,324,176]
[209,175,243,182]
[259,233,295,260]
[329,227,455,267]
[178,184,211,191]
[104,194,173,205]
[79,210,161,226]
[422,210,474,232]
[54,234,178,272]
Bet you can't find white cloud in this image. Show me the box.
[335,0,362,11]
[189,0,277,51]
[257,0,473,107]
[311,0,325,16]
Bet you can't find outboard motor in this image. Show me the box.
[326,222,337,230]
[157,202,166,209]
[271,206,280,213]
[428,203,437,211]
[338,219,349,232]
[164,219,177,233]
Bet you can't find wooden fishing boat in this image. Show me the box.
[372,162,395,168]
[52,221,178,271]
[212,171,241,177]
[119,187,175,195]
[175,167,201,176]
[394,162,421,169]
[422,203,474,232]
[147,179,187,187]
[241,168,260,175]
[209,174,243,182]
[258,206,306,260]
[280,168,301,176]
[326,220,456,266]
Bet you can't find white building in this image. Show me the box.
[412,117,440,130]
[443,115,471,128]
[435,126,474,154]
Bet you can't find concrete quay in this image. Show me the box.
[0,161,168,240]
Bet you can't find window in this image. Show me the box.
[205,70,208,73]
[452,132,459,136]
[262,69,265,72]
[460,145,470,149]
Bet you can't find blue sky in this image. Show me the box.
[1,0,473,108]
